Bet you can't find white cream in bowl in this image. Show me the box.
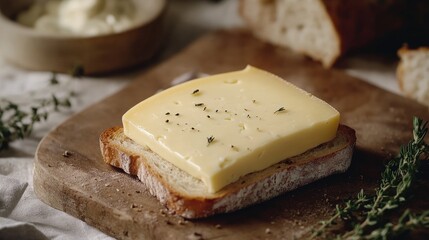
[17,0,136,36]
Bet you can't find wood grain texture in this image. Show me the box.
[34,30,429,240]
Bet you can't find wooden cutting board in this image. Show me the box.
[34,31,429,240]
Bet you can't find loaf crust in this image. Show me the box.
[100,125,356,218]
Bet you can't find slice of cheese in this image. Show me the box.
[123,66,340,193]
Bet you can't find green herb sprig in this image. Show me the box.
[0,72,78,151]
[311,117,429,239]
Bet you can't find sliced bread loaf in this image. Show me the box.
[239,0,407,68]
[397,46,429,107]
[99,125,356,219]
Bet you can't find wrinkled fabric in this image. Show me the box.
[0,217,48,240]
[0,158,114,240]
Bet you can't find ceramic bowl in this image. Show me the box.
[0,0,166,74]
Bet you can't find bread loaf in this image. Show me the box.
[397,46,429,107]
[239,0,409,68]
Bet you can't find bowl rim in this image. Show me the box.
[0,0,166,40]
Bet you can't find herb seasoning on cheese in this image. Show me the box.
[123,66,340,193]
[17,0,136,36]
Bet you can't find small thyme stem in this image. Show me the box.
[311,117,429,239]
[0,72,78,151]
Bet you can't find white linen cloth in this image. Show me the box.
[0,158,114,240]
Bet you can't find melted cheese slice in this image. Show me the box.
[123,66,340,193]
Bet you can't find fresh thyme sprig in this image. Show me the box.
[364,209,429,240]
[311,117,429,239]
[0,73,77,151]
[0,95,72,150]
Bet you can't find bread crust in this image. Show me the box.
[397,47,406,92]
[321,0,407,53]
[100,125,356,218]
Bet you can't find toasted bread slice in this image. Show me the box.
[99,125,356,219]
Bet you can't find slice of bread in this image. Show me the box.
[99,125,356,219]
[239,0,407,68]
[397,46,429,107]
[240,0,341,68]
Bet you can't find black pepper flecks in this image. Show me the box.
[274,107,286,114]
[207,136,215,145]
